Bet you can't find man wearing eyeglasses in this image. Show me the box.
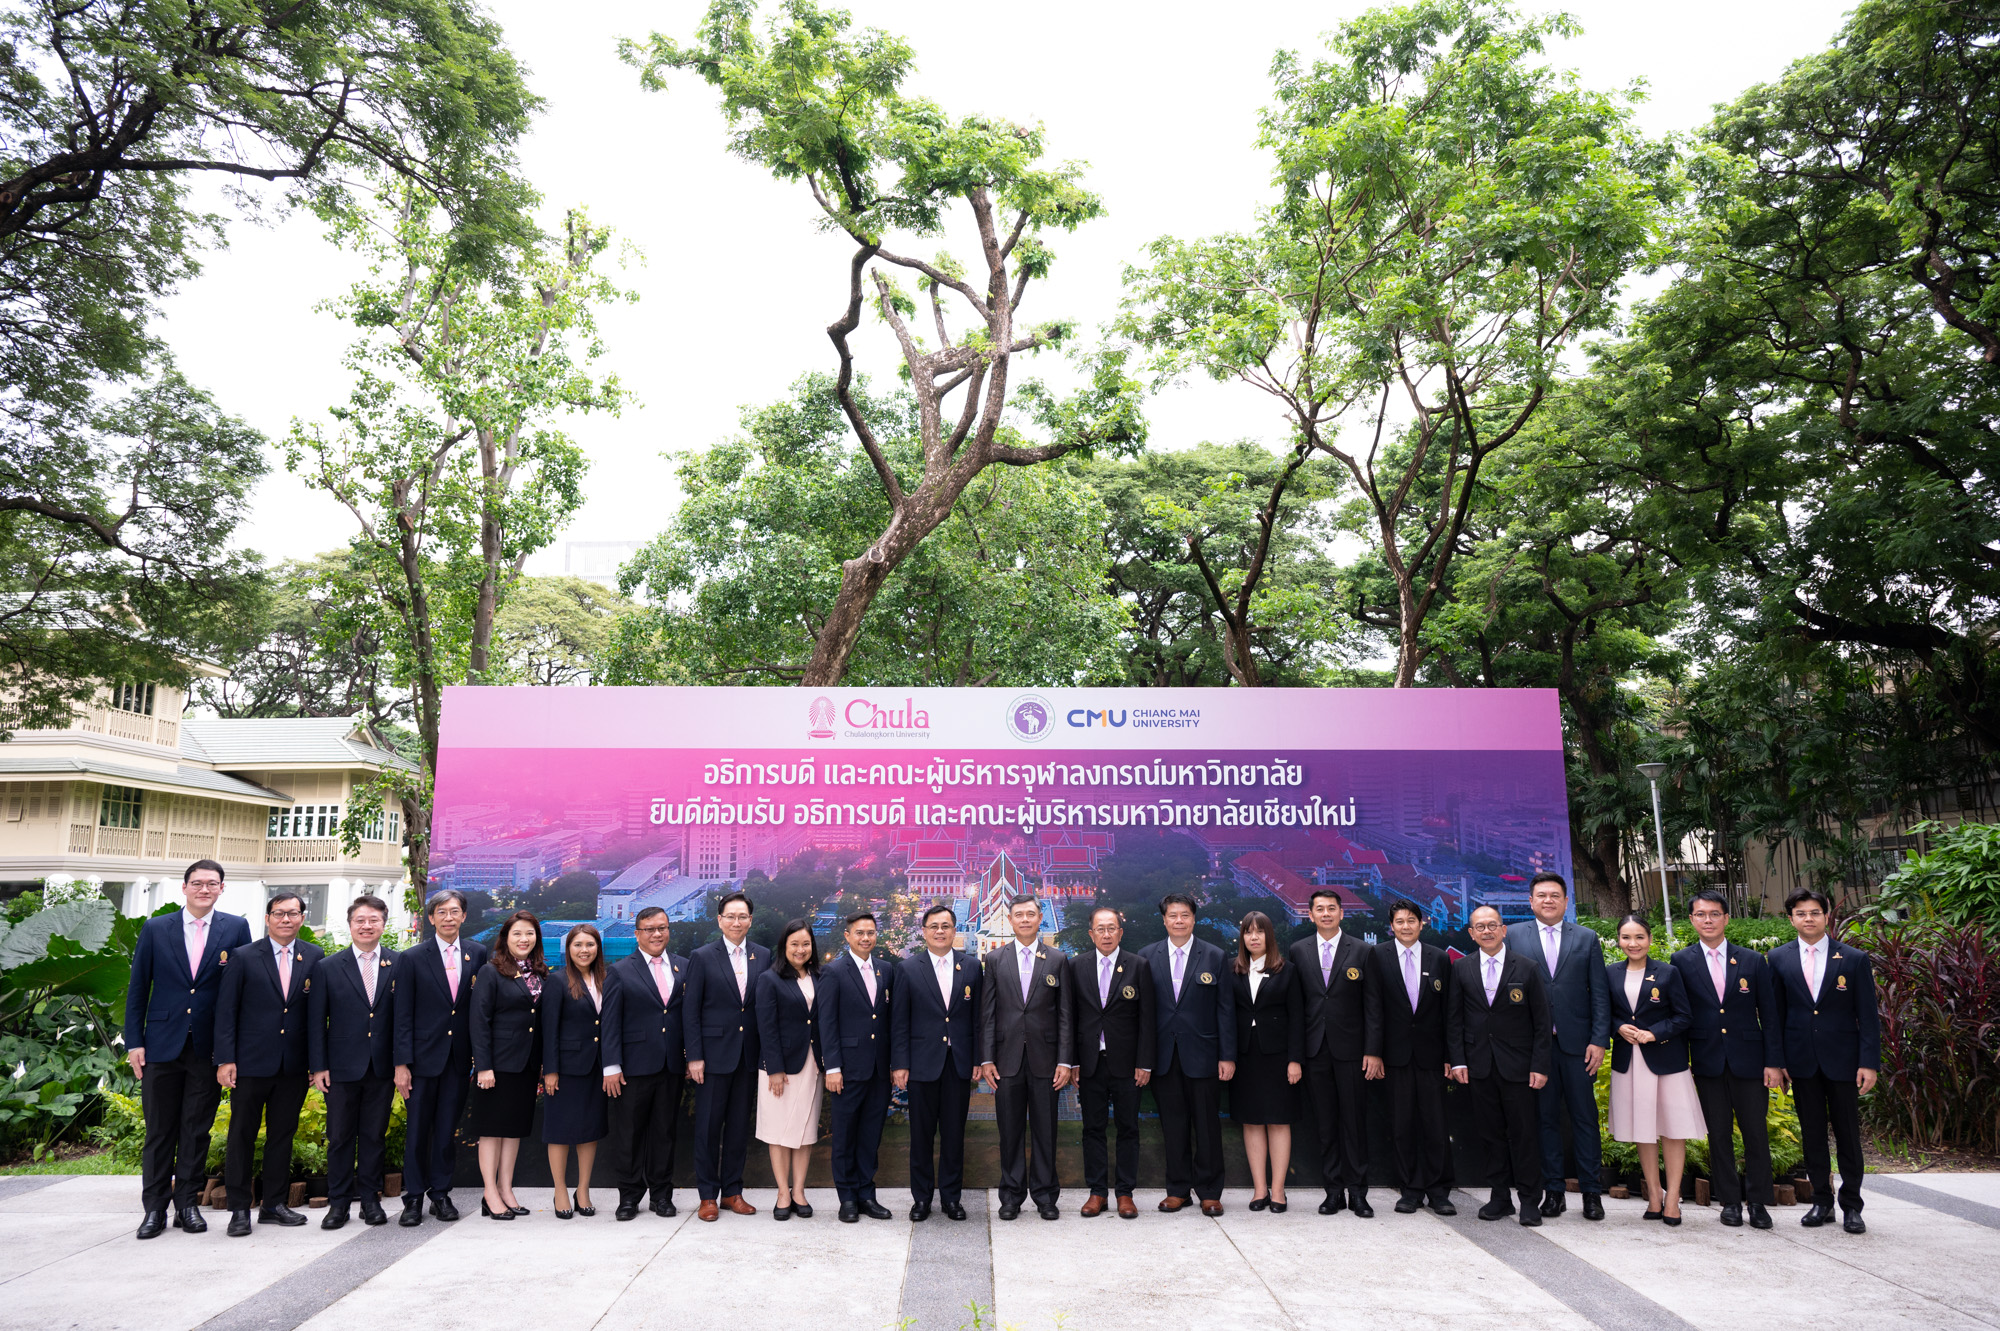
[684,891,770,1220]
[1446,905,1551,1226]
[214,891,324,1235]
[602,905,689,1220]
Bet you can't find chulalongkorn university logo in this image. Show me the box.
[808,695,836,739]
[1006,694,1054,743]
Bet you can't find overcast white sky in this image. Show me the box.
[161,0,1856,577]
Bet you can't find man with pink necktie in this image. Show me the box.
[392,889,490,1226]
[124,859,254,1240]
[1365,899,1455,1215]
[821,910,896,1222]
[683,891,770,1220]
[602,905,689,1220]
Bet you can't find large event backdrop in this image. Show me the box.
[431,686,1575,1190]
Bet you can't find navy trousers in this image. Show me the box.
[830,1073,891,1203]
[907,1074,971,1206]
[325,1074,395,1206]
[402,1071,471,1202]
[692,1066,755,1200]
[1537,1051,1602,1194]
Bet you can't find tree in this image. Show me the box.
[295,192,630,883]
[604,373,1129,688]
[491,575,633,687]
[1124,0,1672,685]
[624,0,1144,685]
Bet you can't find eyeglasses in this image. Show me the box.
[268,910,304,921]
[187,880,223,890]
[636,924,670,934]
[719,913,751,923]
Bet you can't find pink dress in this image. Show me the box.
[755,976,823,1148]
[1608,969,1708,1143]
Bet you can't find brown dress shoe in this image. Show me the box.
[1158,1196,1189,1213]
[720,1194,757,1216]
[1117,1196,1138,1219]
[1080,1195,1106,1217]
[698,1200,720,1222]
[1200,1200,1225,1217]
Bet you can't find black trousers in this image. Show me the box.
[224,1073,308,1211]
[1301,1047,1369,1195]
[1792,1069,1865,1212]
[994,1070,1059,1206]
[1694,1072,1773,1206]
[692,1065,755,1200]
[1385,1061,1452,1201]
[830,1072,891,1202]
[140,1044,224,1212]
[609,1069,684,1207]
[907,1073,971,1205]
[1153,1057,1224,1201]
[325,1074,395,1205]
[403,1069,471,1202]
[1471,1073,1540,1198]
[1078,1063,1142,1196]
[1537,1050,1603,1194]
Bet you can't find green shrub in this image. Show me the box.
[1874,822,2000,927]
[1595,1056,1804,1182]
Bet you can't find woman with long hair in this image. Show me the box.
[542,923,610,1218]
[1607,912,1703,1225]
[753,919,824,1219]
[1230,910,1304,1212]
[470,910,546,1219]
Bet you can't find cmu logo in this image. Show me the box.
[1067,707,1127,728]
[807,695,836,739]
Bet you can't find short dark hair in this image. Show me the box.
[844,910,878,929]
[634,905,668,926]
[1689,890,1730,914]
[491,910,547,979]
[1007,894,1041,913]
[265,891,305,916]
[716,891,753,917]
[1529,871,1569,894]
[1388,898,1425,924]
[920,902,957,928]
[1158,892,1198,916]
[773,919,820,981]
[1090,905,1122,928]
[1616,911,1653,939]
[1234,911,1286,974]
[183,859,225,884]
[1309,888,1344,909]
[425,889,468,918]
[1784,887,1832,916]
[347,894,389,921]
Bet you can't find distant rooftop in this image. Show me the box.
[182,718,419,772]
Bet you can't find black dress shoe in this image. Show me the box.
[773,1203,792,1221]
[227,1210,253,1237]
[399,1201,423,1227]
[1318,1195,1345,1216]
[616,1203,640,1221]
[910,1200,932,1221]
[360,1199,388,1226]
[1843,1210,1866,1234]
[839,1202,860,1223]
[322,1205,351,1230]
[1429,1197,1458,1217]
[1394,1195,1423,1214]
[1719,1203,1743,1227]
[942,1201,967,1221]
[1581,1193,1604,1221]
[1348,1190,1374,1218]
[507,1204,529,1217]
[1518,1195,1543,1226]
[1268,1200,1287,1213]
[136,1210,168,1240]
[860,1199,892,1220]
[174,1205,208,1234]
[259,1204,308,1227]
[480,1200,515,1220]
[790,1199,813,1219]
[1662,1211,1683,1226]
[1801,1200,1836,1228]
[430,1196,460,1222]
[1477,1196,1515,1221]
[1748,1203,1773,1229]
[1540,1193,1567,1218]
[1644,1207,1664,1221]
[1038,1203,1060,1220]
[652,1198,678,1217]
[1249,1196,1270,1212]
[997,1201,1021,1221]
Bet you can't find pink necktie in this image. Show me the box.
[862,959,877,1004]
[1321,939,1334,986]
[1404,948,1419,1010]
[362,953,377,1004]
[734,947,746,999]
[651,954,670,1005]
[445,944,459,1000]
[187,916,206,978]
[1544,926,1560,977]
[1100,955,1112,1007]
[1484,956,1499,1004]
[277,945,291,994]
[1708,949,1726,999]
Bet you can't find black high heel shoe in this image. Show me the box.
[1269,1199,1288,1213]
[790,1195,814,1219]
[1662,1208,1683,1227]
[1249,1195,1270,1212]
[506,1203,529,1217]
[553,1194,574,1220]
[481,1200,515,1221]
[574,1201,596,1217]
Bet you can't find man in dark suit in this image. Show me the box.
[684,890,770,1220]
[891,902,981,1222]
[1288,887,1382,1217]
[822,909,896,1223]
[1769,887,1881,1234]
[1506,871,1610,1220]
[978,895,1074,1221]
[214,890,323,1235]
[1448,905,1552,1226]
[1138,892,1236,1216]
[1670,890,1784,1230]
[392,888,489,1226]
[601,905,688,1220]
[1365,898,1454,1215]
[308,894,398,1230]
[123,859,254,1239]
[1070,906,1154,1219]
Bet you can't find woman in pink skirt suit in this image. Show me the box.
[753,920,824,1219]
[1607,913,1705,1224]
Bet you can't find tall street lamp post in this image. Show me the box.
[1636,762,1675,947]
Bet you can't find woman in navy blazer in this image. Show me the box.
[753,921,824,1219]
[470,911,545,1220]
[1228,911,1305,1213]
[541,924,610,1219]
[1605,914,1704,1224]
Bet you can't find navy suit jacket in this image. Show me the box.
[682,939,770,1075]
[469,963,542,1076]
[541,975,606,1078]
[214,936,324,1078]
[123,909,253,1064]
[1769,939,1882,1079]
[602,950,687,1078]
[1669,941,1783,1079]
[1606,961,1692,1076]
[1139,937,1237,1077]
[308,947,398,1082]
[1445,950,1552,1082]
[1288,931,1376,1060]
[820,950,895,1080]
[391,935,490,1077]
[1364,940,1450,1069]
[753,969,820,1076]
[1507,918,1612,1055]
[891,949,981,1082]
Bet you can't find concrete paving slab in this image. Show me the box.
[0,1213,137,1283]
[1876,1173,2000,1209]
[0,1174,144,1213]
[899,1189,992,1331]
[595,1187,912,1331]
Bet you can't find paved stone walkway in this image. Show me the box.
[3,1173,1995,1331]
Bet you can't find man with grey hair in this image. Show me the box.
[392,889,489,1226]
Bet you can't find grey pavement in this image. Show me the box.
[3,1173,1997,1331]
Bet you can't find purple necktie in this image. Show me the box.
[1020,947,1034,1002]
[1404,948,1419,1010]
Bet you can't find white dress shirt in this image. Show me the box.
[932,949,955,1007]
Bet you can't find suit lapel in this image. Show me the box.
[256,937,281,997]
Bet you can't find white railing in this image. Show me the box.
[265,838,340,865]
